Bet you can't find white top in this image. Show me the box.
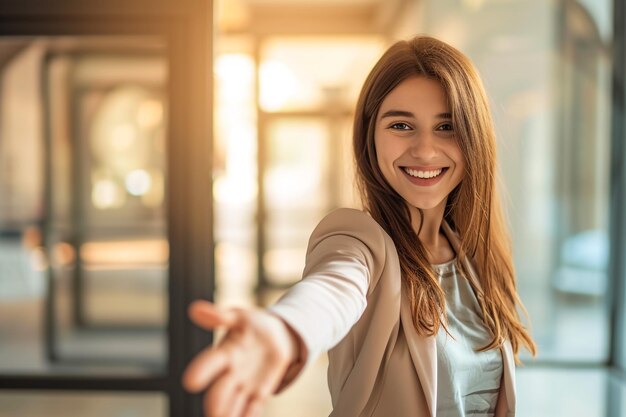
[432,258,503,417]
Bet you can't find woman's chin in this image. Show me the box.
[404,199,446,211]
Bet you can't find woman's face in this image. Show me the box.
[374,75,465,211]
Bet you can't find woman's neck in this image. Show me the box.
[408,200,455,264]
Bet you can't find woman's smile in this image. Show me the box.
[400,166,449,186]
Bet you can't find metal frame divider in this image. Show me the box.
[610,0,626,377]
[608,0,626,414]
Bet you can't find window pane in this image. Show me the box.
[213,43,258,307]
[0,36,168,375]
[263,118,330,286]
[517,368,608,417]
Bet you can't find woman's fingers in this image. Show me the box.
[255,352,289,398]
[224,390,248,417]
[182,346,230,393]
[204,376,246,417]
[241,396,264,417]
[188,300,240,331]
[207,371,241,417]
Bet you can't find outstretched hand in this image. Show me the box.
[182,300,301,417]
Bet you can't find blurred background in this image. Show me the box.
[1,0,625,416]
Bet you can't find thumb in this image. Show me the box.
[188,300,240,330]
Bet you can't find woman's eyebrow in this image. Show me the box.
[379,110,452,119]
[380,109,415,119]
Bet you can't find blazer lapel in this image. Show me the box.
[501,339,516,411]
[400,286,437,417]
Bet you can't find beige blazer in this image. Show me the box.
[272,208,516,417]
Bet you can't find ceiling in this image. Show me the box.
[216,0,408,35]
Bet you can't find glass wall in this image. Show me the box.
[212,35,384,309]
[259,37,383,300]
[0,36,168,376]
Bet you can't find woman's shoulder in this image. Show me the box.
[309,207,394,256]
[303,207,402,294]
[314,207,386,236]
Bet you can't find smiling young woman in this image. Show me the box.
[183,35,537,417]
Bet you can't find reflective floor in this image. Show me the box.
[1,236,625,416]
[265,356,626,417]
[0,355,624,417]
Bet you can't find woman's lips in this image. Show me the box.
[400,166,449,186]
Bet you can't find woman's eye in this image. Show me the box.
[437,122,454,131]
[390,122,411,130]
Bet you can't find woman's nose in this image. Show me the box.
[409,133,438,159]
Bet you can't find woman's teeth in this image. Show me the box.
[403,167,444,179]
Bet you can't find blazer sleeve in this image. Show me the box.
[267,207,387,393]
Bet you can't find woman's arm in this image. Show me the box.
[182,208,386,417]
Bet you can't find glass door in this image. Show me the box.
[0,4,214,416]
[46,42,169,368]
[0,34,169,415]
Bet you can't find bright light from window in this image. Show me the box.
[214,175,258,205]
[214,52,257,205]
[260,59,299,111]
[125,169,152,196]
[110,123,136,152]
[137,99,163,129]
[216,54,255,101]
[92,179,125,209]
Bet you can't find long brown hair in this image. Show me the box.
[353,35,536,361]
